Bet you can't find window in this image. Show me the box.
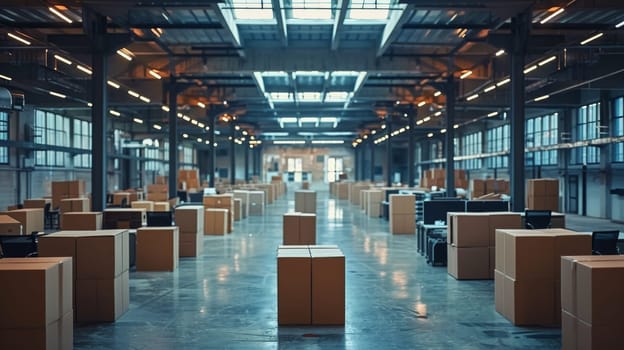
[231,0,274,20]
[34,110,69,167]
[348,0,392,20]
[144,139,162,172]
[430,140,443,160]
[73,119,91,168]
[181,145,194,166]
[327,156,343,182]
[291,0,332,20]
[526,113,558,166]
[614,97,624,162]
[0,112,8,164]
[461,131,482,170]
[287,157,303,182]
[486,124,509,169]
[574,102,601,164]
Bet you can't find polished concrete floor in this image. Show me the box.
[73,189,623,349]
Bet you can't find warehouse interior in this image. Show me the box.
[0,0,624,349]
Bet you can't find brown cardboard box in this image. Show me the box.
[447,245,490,280]
[112,192,131,206]
[311,248,345,325]
[38,232,83,278]
[146,192,168,201]
[179,232,203,257]
[448,213,489,247]
[489,247,495,279]
[0,262,60,328]
[295,190,317,213]
[175,205,204,233]
[0,214,22,235]
[366,190,383,217]
[0,318,62,350]
[233,198,242,221]
[248,191,265,216]
[59,198,89,213]
[390,214,415,234]
[299,214,316,245]
[103,208,146,229]
[277,248,312,325]
[61,212,103,230]
[23,198,51,209]
[67,180,85,196]
[494,269,505,315]
[77,230,128,279]
[550,231,591,280]
[75,270,129,322]
[203,194,232,207]
[154,201,170,212]
[576,260,624,326]
[389,194,415,215]
[502,230,555,280]
[136,227,179,271]
[576,317,623,350]
[204,209,228,235]
[562,310,577,350]
[488,213,522,246]
[2,208,44,235]
[282,213,300,245]
[131,200,154,211]
[503,274,555,325]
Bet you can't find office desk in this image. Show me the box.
[417,222,447,255]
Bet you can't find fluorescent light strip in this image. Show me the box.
[459,70,472,79]
[273,140,306,145]
[0,74,12,81]
[495,49,505,56]
[191,120,198,125]
[417,101,426,107]
[182,133,188,138]
[198,122,205,128]
[616,20,624,28]
[197,102,206,108]
[153,124,162,130]
[423,117,431,122]
[87,102,92,107]
[107,80,120,89]
[487,111,499,117]
[128,90,139,98]
[8,32,31,45]
[453,124,459,129]
[49,91,66,99]
[139,96,151,103]
[538,56,557,66]
[133,118,143,124]
[580,32,604,45]
[109,110,121,116]
[427,133,434,138]
[534,94,550,102]
[496,78,511,87]
[48,7,73,23]
[116,49,133,61]
[54,54,72,65]
[523,65,538,74]
[434,111,442,117]
[197,138,202,143]
[434,91,442,97]
[182,115,191,122]
[148,69,162,79]
[440,129,447,134]
[76,65,92,75]
[484,85,496,93]
[161,105,170,112]
[466,94,479,101]
[539,8,564,24]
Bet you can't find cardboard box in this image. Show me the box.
[0,312,72,350]
[501,229,555,280]
[551,232,591,280]
[494,269,505,314]
[294,190,316,213]
[136,227,179,271]
[576,317,623,350]
[282,213,300,245]
[562,310,577,350]
[77,230,128,279]
[131,200,154,211]
[60,197,89,213]
[204,209,228,235]
[389,194,415,215]
[248,191,265,216]
[311,248,345,325]
[61,212,103,230]
[282,213,316,245]
[389,214,415,234]
[448,213,489,247]
[1,208,44,235]
[0,214,22,235]
[447,245,490,280]
[75,270,129,322]
[366,190,383,217]
[175,205,204,233]
[112,192,131,206]
[277,248,312,325]
[488,213,522,246]
[23,198,50,209]
[153,201,170,212]
[233,198,242,221]
[179,232,203,257]
[103,208,146,229]
[576,260,624,326]
[67,180,85,196]
[503,274,555,325]
[299,214,316,245]
[146,192,168,201]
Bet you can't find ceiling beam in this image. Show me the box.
[271,0,288,47]
[377,4,414,57]
[211,3,245,58]
[331,0,350,51]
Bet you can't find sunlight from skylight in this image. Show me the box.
[269,92,293,102]
[298,92,322,102]
[332,71,362,77]
[262,71,289,77]
[348,0,392,20]
[231,0,274,20]
[325,91,350,102]
[294,71,325,78]
[291,0,332,20]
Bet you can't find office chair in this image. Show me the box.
[146,211,173,227]
[0,232,38,258]
[120,197,129,208]
[592,231,620,255]
[44,202,60,229]
[188,192,204,203]
[524,210,552,229]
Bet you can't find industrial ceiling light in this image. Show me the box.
[109,110,121,116]
[418,101,426,107]
[87,102,92,107]
[523,65,538,74]
[423,116,431,122]
[580,32,604,45]
[459,70,472,79]
[197,102,206,108]
[198,122,205,128]
[273,140,306,145]
[427,133,434,138]
[8,32,31,45]
[161,105,170,112]
[484,85,496,93]
[49,91,66,99]
[495,49,505,56]
[487,111,499,117]
[539,7,564,24]
[148,69,162,79]
[182,115,191,122]
[191,120,198,125]
[434,111,442,117]
[440,129,447,134]
[139,96,151,103]
[182,133,189,138]
[128,90,140,98]
[496,78,511,87]
[453,124,459,129]
[538,56,557,66]
[133,118,143,124]
[466,94,479,101]
[49,7,73,23]
[534,94,550,102]
[76,65,92,75]
[0,74,12,81]
[434,91,442,97]
[616,20,624,28]
[153,124,162,130]
[107,80,120,89]
[54,55,72,65]
[116,48,134,61]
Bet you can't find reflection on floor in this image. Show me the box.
[74,190,624,349]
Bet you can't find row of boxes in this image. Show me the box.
[178,169,200,191]
[38,230,130,323]
[349,183,370,206]
[447,212,522,280]
[1,208,44,235]
[175,205,204,257]
[494,228,591,326]
[363,189,383,218]
[130,200,170,212]
[61,212,103,230]
[294,190,316,214]
[0,214,22,235]
[0,257,73,350]
[389,194,415,234]
[527,178,559,211]
[23,198,51,209]
[204,209,228,235]
[203,194,233,233]
[146,184,168,202]
[52,180,86,209]
[471,179,510,198]
[283,213,316,245]
[136,227,179,271]
[277,246,345,325]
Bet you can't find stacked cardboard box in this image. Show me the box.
[233,190,249,218]
[155,176,168,185]
[0,257,73,350]
[495,229,590,326]
[178,169,200,191]
[203,194,233,233]
[447,212,521,280]
[350,183,370,206]
[146,184,168,202]
[389,194,415,234]
[561,255,624,350]
[420,169,467,189]
[471,179,510,198]
[153,202,170,212]
[0,215,22,235]
[294,190,316,213]
[175,206,204,257]
[302,181,310,190]
[204,208,228,235]
[103,208,146,229]
[61,212,103,230]
[23,198,51,209]
[365,190,384,218]
[51,180,86,209]
[38,230,130,323]
[527,178,559,211]
[1,208,44,235]
[131,200,154,211]
[248,191,265,216]
[277,246,345,325]
[136,227,179,271]
[112,192,130,206]
[282,213,316,245]
[123,189,143,202]
[60,198,89,213]
[336,182,350,200]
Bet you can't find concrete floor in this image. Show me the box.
[73,190,623,349]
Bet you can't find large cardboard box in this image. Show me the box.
[447,245,490,280]
[103,208,146,229]
[300,214,316,245]
[283,213,316,245]
[389,194,415,215]
[112,192,131,206]
[153,202,170,212]
[2,208,44,235]
[576,260,624,326]
[294,190,317,213]
[277,248,311,325]
[136,227,179,271]
[366,190,383,217]
[576,317,622,350]
[23,198,51,209]
[0,312,72,350]
[60,197,89,213]
[494,269,505,314]
[131,200,154,211]
[389,214,415,234]
[248,191,265,216]
[61,212,103,230]
[77,231,128,279]
[503,274,555,325]
[179,232,203,257]
[487,212,522,246]
[282,213,300,245]
[448,213,489,247]
[0,214,22,235]
[500,230,555,280]
[562,310,577,350]
[311,248,345,325]
[175,205,204,233]
[204,208,228,235]
[233,198,242,221]
[75,270,129,322]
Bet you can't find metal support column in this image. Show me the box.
[90,14,108,211]
[167,79,178,199]
[252,145,258,177]
[230,123,236,184]
[354,147,359,181]
[385,117,393,186]
[244,141,250,182]
[407,106,416,187]
[370,138,376,182]
[510,10,530,212]
[445,74,456,196]
[207,107,216,187]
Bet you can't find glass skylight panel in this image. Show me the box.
[231,0,274,20]
[348,0,392,20]
[325,92,349,102]
[269,92,293,102]
[291,0,332,20]
[297,92,322,102]
[262,71,289,77]
[294,70,325,76]
[332,71,361,77]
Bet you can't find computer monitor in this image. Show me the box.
[188,192,204,203]
[146,211,173,227]
[524,210,552,229]
[466,200,509,212]
[423,200,466,224]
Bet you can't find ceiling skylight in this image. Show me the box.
[297,92,322,102]
[348,0,392,20]
[291,0,332,20]
[269,92,293,102]
[325,91,350,102]
[231,0,274,20]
